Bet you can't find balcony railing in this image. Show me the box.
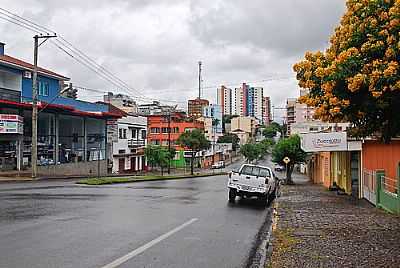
[128,139,145,148]
[0,88,21,102]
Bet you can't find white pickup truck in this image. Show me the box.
[227,164,279,204]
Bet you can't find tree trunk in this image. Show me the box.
[190,151,195,175]
[161,166,164,176]
[286,164,295,185]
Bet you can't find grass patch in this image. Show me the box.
[77,172,226,185]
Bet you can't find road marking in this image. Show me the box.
[100,218,198,268]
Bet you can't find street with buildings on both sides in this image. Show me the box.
[0,39,400,268]
[1,1,400,267]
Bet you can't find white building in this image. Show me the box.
[248,87,263,122]
[233,86,245,116]
[112,115,147,173]
[104,93,138,114]
[291,122,350,135]
[217,86,232,116]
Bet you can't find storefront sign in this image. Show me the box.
[300,132,347,152]
[107,119,118,142]
[0,114,23,134]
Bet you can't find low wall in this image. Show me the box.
[37,160,108,177]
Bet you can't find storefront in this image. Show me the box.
[0,114,23,171]
[0,101,118,177]
[301,132,361,196]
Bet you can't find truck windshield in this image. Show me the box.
[240,165,270,177]
[259,168,271,178]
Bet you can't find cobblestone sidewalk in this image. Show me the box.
[270,173,400,268]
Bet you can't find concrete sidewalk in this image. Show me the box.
[270,173,400,268]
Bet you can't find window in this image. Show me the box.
[150,127,160,134]
[118,149,126,154]
[131,129,137,139]
[240,165,254,176]
[119,128,127,139]
[259,168,271,178]
[38,81,49,96]
[151,140,160,145]
[141,130,146,139]
[162,127,170,133]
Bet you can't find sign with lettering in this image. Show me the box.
[300,132,347,152]
[0,114,23,134]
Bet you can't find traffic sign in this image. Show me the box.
[283,157,290,164]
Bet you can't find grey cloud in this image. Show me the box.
[189,0,346,57]
[0,0,346,113]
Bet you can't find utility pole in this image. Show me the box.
[32,34,57,178]
[198,61,202,99]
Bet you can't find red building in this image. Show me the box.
[147,113,204,149]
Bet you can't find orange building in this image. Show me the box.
[188,98,209,119]
[147,113,204,149]
[361,140,400,214]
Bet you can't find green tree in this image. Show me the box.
[263,127,278,139]
[272,135,307,184]
[263,122,282,139]
[144,145,170,176]
[240,143,261,163]
[294,0,400,142]
[258,138,275,159]
[177,129,211,175]
[217,133,240,151]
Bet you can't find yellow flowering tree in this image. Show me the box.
[294,0,400,142]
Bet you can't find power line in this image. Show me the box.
[0,9,159,102]
[0,8,294,107]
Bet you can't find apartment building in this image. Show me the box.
[217,85,232,116]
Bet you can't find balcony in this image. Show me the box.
[128,139,145,148]
[0,88,21,102]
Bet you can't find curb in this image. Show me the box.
[0,171,229,184]
[76,172,228,185]
[246,200,279,268]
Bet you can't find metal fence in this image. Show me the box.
[381,176,398,196]
[363,169,376,191]
[363,169,377,205]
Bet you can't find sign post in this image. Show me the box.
[283,157,291,182]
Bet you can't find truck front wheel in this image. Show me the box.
[229,188,236,202]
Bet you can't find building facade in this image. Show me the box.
[187,98,209,119]
[203,104,223,134]
[231,83,265,123]
[147,113,204,168]
[103,93,138,114]
[233,84,247,116]
[247,87,263,122]
[0,42,120,176]
[111,115,147,174]
[262,96,272,126]
[286,97,316,136]
[137,101,176,116]
[216,85,232,116]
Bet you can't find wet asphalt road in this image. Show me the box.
[0,160,274,268]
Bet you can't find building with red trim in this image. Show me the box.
[0,42,122,177]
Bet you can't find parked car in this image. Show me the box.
[227,164,278,205]
[212,161,225,169]
[274,164,285,172]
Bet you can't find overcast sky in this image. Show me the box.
[0,0,345,120]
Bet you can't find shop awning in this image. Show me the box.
[0,99,122,119]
